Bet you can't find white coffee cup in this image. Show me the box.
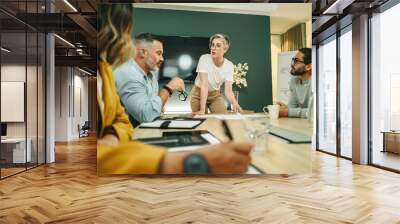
[263,105,280,119]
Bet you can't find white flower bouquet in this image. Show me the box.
[233,62,249,88]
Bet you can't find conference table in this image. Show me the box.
[133,113,313,174]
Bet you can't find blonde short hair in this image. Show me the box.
[209,33,230,52]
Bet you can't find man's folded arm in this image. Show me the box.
[119,80,162,123]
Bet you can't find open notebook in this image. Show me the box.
[138,131,263,174]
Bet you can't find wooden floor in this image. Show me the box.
[1,135,400,223]
[1,167,26,178]
[1,163,45,178]
[373,151,400,171]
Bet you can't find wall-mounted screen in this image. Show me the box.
[1,81,25,122]
[158,35,209,82]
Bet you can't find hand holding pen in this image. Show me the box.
[222,120,233,141]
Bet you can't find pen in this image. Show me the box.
[222,120,233,141]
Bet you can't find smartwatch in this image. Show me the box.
[162,85,173,96]
[183,153,210,174]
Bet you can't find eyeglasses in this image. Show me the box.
[178,90,188,101]
[291,57,305,65]
[210,44,223,50]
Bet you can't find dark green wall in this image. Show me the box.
[133,8,272,112]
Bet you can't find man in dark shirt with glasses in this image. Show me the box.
[278,48,312,118]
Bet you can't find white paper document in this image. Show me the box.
[168,121,202,128]
[139,120,165,128]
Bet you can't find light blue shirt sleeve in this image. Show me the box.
[114,61,162,123]
[287,77,311,118]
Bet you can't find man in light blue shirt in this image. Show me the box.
[113,33,185,126]
[278,48,312,118]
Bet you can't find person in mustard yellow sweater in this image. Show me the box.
[97,4,253,175]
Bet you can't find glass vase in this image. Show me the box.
[231,90,239,112]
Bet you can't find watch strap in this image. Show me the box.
[163,85,173,96]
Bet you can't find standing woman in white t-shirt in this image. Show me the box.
[190,34,243,115]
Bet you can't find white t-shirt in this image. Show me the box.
[194,54,234,91]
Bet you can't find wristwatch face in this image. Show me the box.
[183,153,209,174]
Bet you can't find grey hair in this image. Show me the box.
[209,33,230,52]
[135,32,162,50]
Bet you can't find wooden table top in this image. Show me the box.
[133,114,313,174]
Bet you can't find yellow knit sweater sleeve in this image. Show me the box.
[97,141,166,174]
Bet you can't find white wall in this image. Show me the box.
[1,65,26,81]
[55,66,69,141]
[271,35,281,103]
[54,67,89,141]
[72,73,89,138]
[306,20,312,48]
